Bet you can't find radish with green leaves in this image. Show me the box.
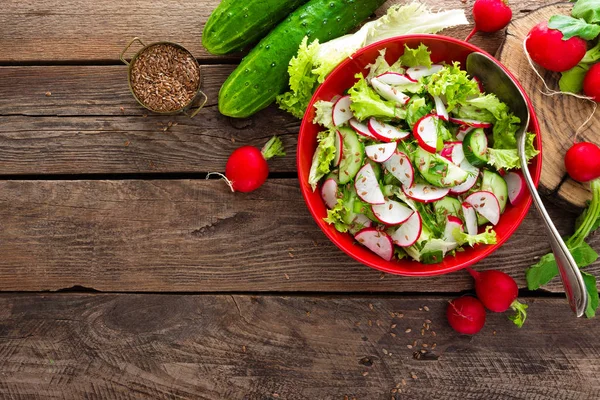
[583,63,600,102]
[465,0,513,42]
[447,296,486,335]
[525,21,587,72]
[466,268,528,327]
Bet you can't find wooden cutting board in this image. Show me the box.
[497,2,599,209]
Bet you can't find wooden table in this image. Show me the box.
[1,0,599,398]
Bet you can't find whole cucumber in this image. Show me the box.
[202,0,309,55]
[218,0,387,118]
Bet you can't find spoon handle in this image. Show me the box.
[519,143,588,316]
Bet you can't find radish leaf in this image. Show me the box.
[398,43,432,68]
[582,272,599,318]
[572,0,600,24]
[548,15,600,40]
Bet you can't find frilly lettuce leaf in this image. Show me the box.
[313,100,334,129]
[348,74,406,121]
[453,225,498,246]
[486,133,539,170]
[398,43,432,68]
[465,93,521,149]
[323,199,351,233]
[405,96,432,128]
[427,62,480,112]
[308,129,336,190]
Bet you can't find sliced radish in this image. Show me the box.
[349,118,376,139]
[462,203,478,236]
[376,72,417,85]
[355,163,385,205]
[444,215,464,245]
[403,183,450,203]
[465,191,501,225]
[332,95,353,127]
[333,130,343,167]
[368,118,410,143]
[353,214,372,229]
[505,171,526,205]
[473,76,484,92]
[321,178,338,209]
[365,142,397,163]
[371,78,410,105]
[456,125,474,141]
[449,160,479,195]
[383,151,414,188]
[449,117,492,129]
[355,228,394,261]
[406,64,444,80]
[372,199,414,226]
[441,141,463,164]
[413,114,439,153]
[433,95,449,121]
[391,211,422,247]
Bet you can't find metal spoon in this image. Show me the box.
[466,52,588,317]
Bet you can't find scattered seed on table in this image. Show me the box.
[412,340,417,347]
[391,324,397,329]
[424,319,432,324]
[379,272,385,279]
[432,343,437,349]
[383,349,388,355]
[391,388,397,394]
[368,320,373,327]
[406,345,413,349]
[424,306,430,311]
[362,371,369,376]
[369,303,374,311]
[284,273,290,280]
[411,372,417,380]
[120,106,125,112]
[422,343,428,348]
[431,331,437,337]
[420,349,427,354]
[288,252,294,258]
[418,307,423,311]
[306,311,311,317]
[421,329,425,336]
[242,345,246,352]
[124,141,130,147]
[405,328,411,333]
[45,91,51,97]
[390,332,396,337]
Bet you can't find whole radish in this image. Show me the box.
[465,0,513,42]
[525,21,587,72]
[447,296,486,335]
[583,63,600,102]
[215,136,285,193]
[466,268,528,327]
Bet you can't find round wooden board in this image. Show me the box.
[497,2,598,209]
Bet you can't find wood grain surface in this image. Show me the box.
[1,294,599,399]
[0,179,596,293]
[498,2,599,209]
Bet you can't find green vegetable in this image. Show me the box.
[453,226,497,246]
[219,0,387,118]
[313,100,334,130]
[324,198,351,233]
[405,96,433,128]
[572,0,600,24]
[277,2,469,118]
[202,0,309,55]
[308,129,336,190]
[548,15,600,40]
[486,133,539,170]
[559,41,600,94]
[348,74,406,121]
[398,43,432,68]
[365,50,405,81]
[427,62,480,111]
[583,272,599,318]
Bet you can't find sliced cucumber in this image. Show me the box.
[481,170,508,213]
[433,196,462,225]
[338,127,365,184]
[462,128,489,167]
[368,159,382,181]
[341,187,358,225]
[414,147,468,188]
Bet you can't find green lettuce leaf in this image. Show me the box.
[582,272,599,318]
[405,96,433,128]
[559,64,590,93]
[348,74,406,121]
[323,198,351,233]
[398,43,432,68]
[548,15,600,40]
[427,62,480,111]
[455,104,495,123]
[453,226,497,246]
[508,301,528,328]
[572,0,600,24]
[486,133,539,170]
[312,100,334,129]
[308,130,336,190]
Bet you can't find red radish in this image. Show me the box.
[564,142,600,183]
[583,64,600,102]
[355,228,394,261]
[465,191,501,225]
[525,21,587,72]
[473,76,484,93]
[447,296,486,335]
[349,118,376,139]
[466,268,528,327]
[449,117,492,128]
[413,114,439,153]
[321,178,338,209]
[433,95,449,121]
[444,215,464,247]
[376,72,417,85]
[391,211,422,247]
[403,183,450,203]
[355,163,385,205]
[223,136,285,193]
[333,130,343,167]
[505,171,526,205]
[406,65,444,80]
[383,151,414,188]
[332,95,353,126]
[449,161,479,195]
[371,77,411,105]
[365,142,397,163]
[368,118,410,142]
[441,142,464,165]
[465,0,512,42]
[353,214,372,230]
[462,202,478,236]
[456,125,474,141]
[372,199,414,226]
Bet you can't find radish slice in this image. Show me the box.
[333,130,343,167]
[372,199,414,226]
[449,117,492,129]
[505,171,526,205]
[462,202,478,236]
[376,72,417,85]
[403,183,450,203]
[451,143,466,166]
[368,118,410,142]
[321,178,338,209]
[456,125,474,141]
[371,78,410,105]
[433,95,449,121]
[444,215,464,245]
[355,228,394,261]
[332,95,353,127]
[391,211,422,247]
[353,214,372,229]
[449,160,479,195]
[406,64,444,80]
[441,141,463,164]
[349,118,376,139]
[473,76,484,92]
[465,191,501,225]
[355,163,385,205]
[383,151,414,188]
[413,114,439,153]
[365,142,397,163]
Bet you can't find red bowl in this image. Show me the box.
[297,34,542,277]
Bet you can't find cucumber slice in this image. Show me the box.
[462,128,489,167]
[341,187,358,225]
[338,127,365,184]
[481,170,508,213]
[414,147,469,188]
[433,196,462,225]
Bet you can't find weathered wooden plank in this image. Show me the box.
[0,0,537,63]
[0,294,598,399]
[0,179,596,293]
